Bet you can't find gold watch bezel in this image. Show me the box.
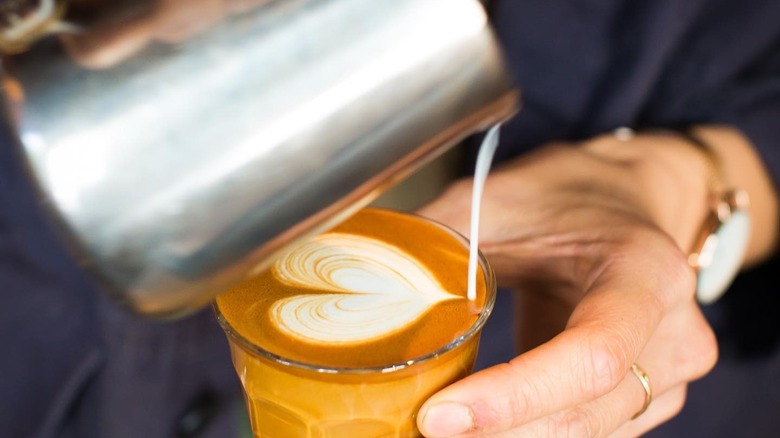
[688,189,751,304]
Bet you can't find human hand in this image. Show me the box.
[415,127,777,437]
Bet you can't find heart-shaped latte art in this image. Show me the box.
[271,232,460,345]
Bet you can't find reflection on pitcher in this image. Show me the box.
[0,0,277,67]
[0,0,71,54]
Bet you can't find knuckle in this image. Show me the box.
[546,405,606,438]
[668,387,688,418]
[489,362,534,428]
[581,332,630,398]
[623,227,698,309]
[656,386,688,423]
[665,250,698,304]
[672,305,719,381]
[690,319,719,377]
[646,233,698,308]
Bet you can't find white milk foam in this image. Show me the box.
[271,232,460,345]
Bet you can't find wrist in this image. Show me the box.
[686,126,779,266]
[586,125,777,304]
[581,129,714,254]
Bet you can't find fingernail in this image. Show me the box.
[419,402,475,437]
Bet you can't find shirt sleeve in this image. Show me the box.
[704,70,780,188]
[679,2,780,189]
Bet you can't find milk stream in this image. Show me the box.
[467,124,501,301]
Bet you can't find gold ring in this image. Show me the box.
[630,363,652,420]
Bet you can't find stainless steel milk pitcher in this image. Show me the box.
[0,0,518,317]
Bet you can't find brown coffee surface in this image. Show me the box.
[215,208,487,368]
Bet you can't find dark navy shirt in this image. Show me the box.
[2,0,779,437]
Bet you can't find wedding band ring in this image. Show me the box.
[630,363,652,420]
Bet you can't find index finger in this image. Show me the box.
[417,240,694,436]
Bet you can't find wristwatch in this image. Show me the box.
[687,189,751,305]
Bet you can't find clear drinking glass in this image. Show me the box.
[214,213,496,437]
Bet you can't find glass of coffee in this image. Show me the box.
[214,207,496,437]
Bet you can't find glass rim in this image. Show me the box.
[213,208,497,375]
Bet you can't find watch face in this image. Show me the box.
[696,207,751,305]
